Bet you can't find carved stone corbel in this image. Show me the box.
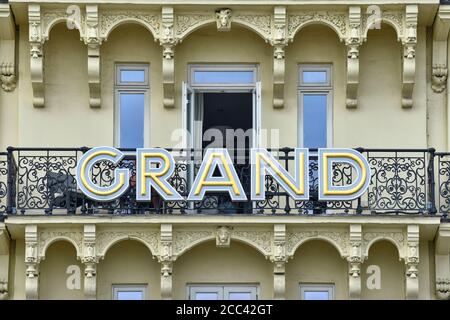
[82,225,97,299]
[85,5,101,108]
[159,224,173,299]
[28,5,45,108]
[401,5,417,108]
[0,279,8,300]
[160,7,176,108]
[435,224,450,299]
[216,226,232,247]
[271,224,286,300]
[216,8,232,31]
[405,225,419,299]
[347,224,362,299]
[271,7,287,109]
[25,225,39,300]
[0,62,15,92]
[0,4,17,93]
[432,7,450,93]
[345,7,361,109]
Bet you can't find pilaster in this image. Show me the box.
[159,224,173,299]
[271,224,286,300]
[25,225,39,300]
[271,7,287,109]
[82,224,97,299]
[401,5,417,108]
[160,7,176,108]
[405,224,419,299]
[347,224,362,299]
[345,7,361,108]
[28,4,44,108]
[85,5,101,108]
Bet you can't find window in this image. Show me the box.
[112,285,148,300]
[298,65,332,149]
[188,285,258,300]
[189,65,257,89]
[300,284,334,300]
[115,64,149,148]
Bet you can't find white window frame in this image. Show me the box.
[298,64,333,148]
[188,64,258,91]
[114,63,150,148]
[300,283,335,300]
[112,284,148,300]
[188,284,259,300]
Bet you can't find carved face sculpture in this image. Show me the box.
[217,227,230,244]
[216,9,232,30]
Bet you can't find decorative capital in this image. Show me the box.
[159,224,173,262]
[0,62,16,92]
[0,279,8,300]
[436,278,450,300]
[216,226,232,248]
[432,64,448,93]
[216,8,232,32]
[271,224,287,264]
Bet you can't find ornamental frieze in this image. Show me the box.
[287,12,347,41]
[286,230,349,258]
[99,10,160,40]
[38,228,83,259]
[96,229,159,258]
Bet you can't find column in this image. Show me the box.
[159,224,173,299]
[405,225,419,299]
[271,224,286,299]
[348,224,362,299]
[82,224,97,299]
[25,225,39,299]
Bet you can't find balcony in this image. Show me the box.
[0,147,448,218]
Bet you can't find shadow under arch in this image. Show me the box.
[99,236,157,259]
[363,236,404,260]
[40,237,81,260]
[102,18,159,42]
[288,236,347,259]
[43,19,83,42]
[289,20,345,42]
[174,236,270,259]
[178,19,269,43]
[363,19,403,41]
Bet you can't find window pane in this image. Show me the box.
[303,71,327,83]
[195,292,219,300]
[304,291,330,300]
[228,292,252,300]
[117,291,144,300]
[120,70,145,83]
[120,93,145,148]
[194,71,254,84]
[303,94,327,148]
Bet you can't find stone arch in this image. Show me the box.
[39,237,82,261]
[42,18,84,42]
[363,18,403,42]
[100,16,159,41]
[289,19,346,42]
[287,232,349,259]
[289,236,347,259]
[363,236,404,260]
[174,231,271,259]
[98,235,158,259]
[176,17,270,43]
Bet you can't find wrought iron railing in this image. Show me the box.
[0,147,447,217]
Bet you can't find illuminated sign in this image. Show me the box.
[76,147,371,202]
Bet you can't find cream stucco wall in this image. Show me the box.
[97,240,160,300]
[39,241,84,299]
[285,240,348,300]
[172,240,273,300]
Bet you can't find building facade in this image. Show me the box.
[0,0,450,300]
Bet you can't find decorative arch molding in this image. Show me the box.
[37,229,83,260]
[286,230,349,259]
[287,11,348,42]
[98,10,161,41]
[172,228,272,259]
[362,231,406,260]
[96,229,159,259]
[361,12,404,41]
[175,13,272,42]
[41,9,85,41]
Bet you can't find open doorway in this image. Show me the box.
[182,65,261,213]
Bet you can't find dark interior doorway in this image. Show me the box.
[201,93,252,150]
